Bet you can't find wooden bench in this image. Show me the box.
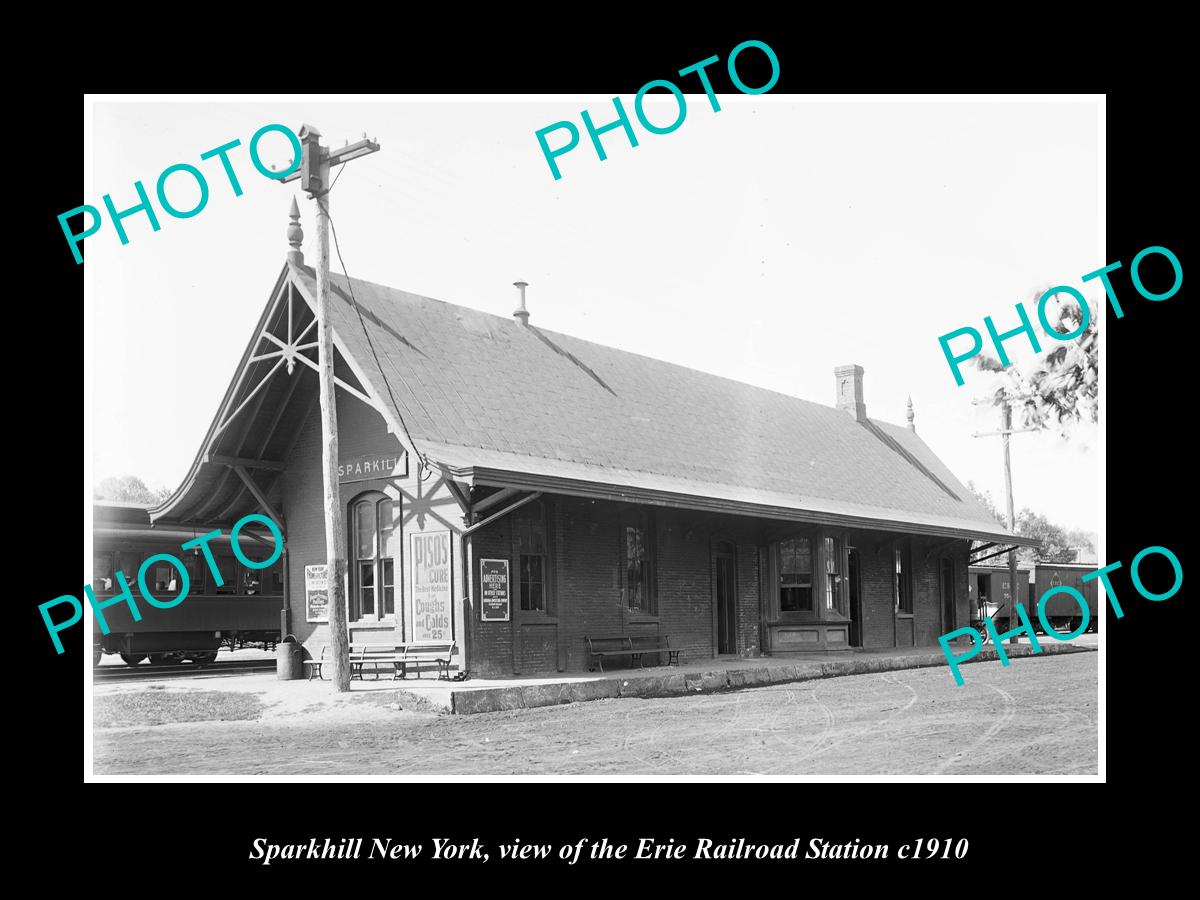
[305,643,405,681]
[585,635,681,673]
[398,640,457,681]
[303,641,457,681]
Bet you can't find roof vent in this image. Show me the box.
[513,280,530,326]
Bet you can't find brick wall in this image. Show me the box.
[850,532,972,649]
[467,498,771,674]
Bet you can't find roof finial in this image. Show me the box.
[287,196,304,265]
[906,395,915,432]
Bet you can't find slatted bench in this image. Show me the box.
[304,643,405,681]
[585,635,681,673]
[303,641,458,681]
[398,640,457,681]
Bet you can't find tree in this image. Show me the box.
[1065,527,1098,560]
[1014,508,1077,564]
[966,480,1006,526]
[94,474,171,505]
[973,291,1098,437]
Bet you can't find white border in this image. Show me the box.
[83,93,1104,784]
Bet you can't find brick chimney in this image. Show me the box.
[834,364,867,423]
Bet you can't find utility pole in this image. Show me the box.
[972,392,1039,644]
[281,125,380,691]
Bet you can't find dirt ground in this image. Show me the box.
[92,652,1097,776]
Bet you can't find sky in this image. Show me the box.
[86,97,1101,533]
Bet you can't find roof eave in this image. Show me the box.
[439,464,1040,546]
[149,263,294,524]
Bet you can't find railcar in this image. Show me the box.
[1027,561,1099,633]
[967,564,1029,637]
[967,561,1099,636]
[92,501,283,666]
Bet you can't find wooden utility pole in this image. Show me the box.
[1001,401,1019,645]
[972,392,1038,644]
[282,125,379,691]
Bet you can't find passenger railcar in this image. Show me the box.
[92,501,283,665]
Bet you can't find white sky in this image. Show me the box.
[87,97,1100,533]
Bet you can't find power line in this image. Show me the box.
[317,195,433,477]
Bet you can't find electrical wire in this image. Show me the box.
[315,195,432,480]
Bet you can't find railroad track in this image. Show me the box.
[94,658,276,682]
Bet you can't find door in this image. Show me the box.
[715,542,737,655]
[941,557,955,632]
[848,547,862,646]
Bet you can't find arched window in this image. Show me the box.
[351,493,398,622]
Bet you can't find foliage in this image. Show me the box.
[1015,508,1078,564]
[973,291,1098,436]
[93,474,172,505]
[967,482,1082,564]
[966,480,1006,525]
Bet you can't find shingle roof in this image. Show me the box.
[288,265,1025,544]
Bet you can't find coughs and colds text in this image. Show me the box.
[249,836,968,865]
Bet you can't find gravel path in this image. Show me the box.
[93,651,1097,776]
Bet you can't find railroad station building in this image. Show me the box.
[150,208,1034,676]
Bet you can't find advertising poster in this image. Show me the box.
[304,564,329,623]
[410,531,451,641]
[480,558,510,622]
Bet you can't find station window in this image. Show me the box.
[351,493,398,622]
[824,536,844,615]
[515,502,549,613]
[779,537,813,612]
[621,509,656,615]
[895,542,913,614]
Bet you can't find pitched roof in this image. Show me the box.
[282,265,1027,545]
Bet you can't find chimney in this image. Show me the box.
[513,280,530,326]
[834,364,867,423]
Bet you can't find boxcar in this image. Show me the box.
[1027,561,1099,633]
[92,501,283,665]
[967,563,1030,635]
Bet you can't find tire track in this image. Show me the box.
[933,680,1017,774]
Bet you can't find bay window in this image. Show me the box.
[779,537,813,612]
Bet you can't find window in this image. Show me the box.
[115,551,141,585]
[211,552,238,595]
[235,542,284,596]
[824,536,843,614]
[779,537,813,612]
[516,502,548,612]
[146,556,181,595]
[351,494,398,621]
[93,553,114,593]
[895,543,912,614]
[621,509,656,614]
